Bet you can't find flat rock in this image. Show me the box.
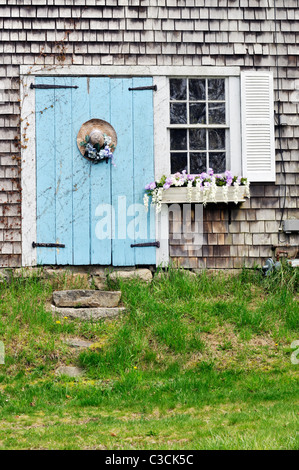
[0,270,11,283]
[53,289,121,308]
[109,268,152,282]
[63,338,94,348]
[56,366,84,378]
[93,277,107,290]
[52,305,125,320]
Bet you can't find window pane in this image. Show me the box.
[190,153,207,174]
[170,103,187,124]
[189,79,206,101]
[208,103,226,124]
[170,129,187,150]
[171,153,187,173]
[170,78,187,101]
[208,79,225,101]
[208,129,225,150]
[189,128,206,150]
[209,153,226,173]
[189,103,206,124]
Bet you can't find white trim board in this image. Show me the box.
[21,75,37,267]
[153,76,170,266]
[20,65,240,78]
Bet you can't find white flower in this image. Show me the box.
[103,134,112,145]
[195,179,202,202]
[151,188,157,205]
[152,188,163,214]
[222,185,228,204]
[187,180,193,202]
[210,177,217,203]
[202,182,211,207]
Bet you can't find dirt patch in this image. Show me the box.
[184,325,287,371]
[248,336,275,348]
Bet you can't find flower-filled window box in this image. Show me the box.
[144,169,250,213]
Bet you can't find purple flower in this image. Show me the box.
[163,177,172,189]
[145,181,156,190]
[104,145,112,158]
[200,172,208,181]
[225,170,233,186]
[187,174,194,181]
[208,168,214,177]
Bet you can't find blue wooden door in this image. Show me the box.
[35,77,155,266]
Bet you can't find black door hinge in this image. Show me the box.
[130,241,160,248]
[128,85,157,91]
[32,242,65,248]
[30,84,78,90]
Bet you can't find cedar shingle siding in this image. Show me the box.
[0,0,298,268]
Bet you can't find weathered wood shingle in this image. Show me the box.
[0,0,298,267]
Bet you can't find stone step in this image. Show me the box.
[52,289,121,308]
[52,305,125,320]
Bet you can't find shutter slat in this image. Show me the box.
[241,72,276,182]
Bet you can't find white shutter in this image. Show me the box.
[241,72,276,182]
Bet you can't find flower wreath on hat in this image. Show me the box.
[77,119,117,165]
[80,133,115,165]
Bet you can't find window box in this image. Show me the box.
[160,186,248,204]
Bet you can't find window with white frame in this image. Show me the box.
[169,77,228,175]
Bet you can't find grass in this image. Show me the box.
[0,264,298,450]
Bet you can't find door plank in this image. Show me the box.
[89,77,112,265]
[55,77,73,264]
[35,77,56,265]
[71,77,91,265]
[111,78,135,266]
[132,77,156,265]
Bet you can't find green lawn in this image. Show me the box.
[0,265,298,450]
